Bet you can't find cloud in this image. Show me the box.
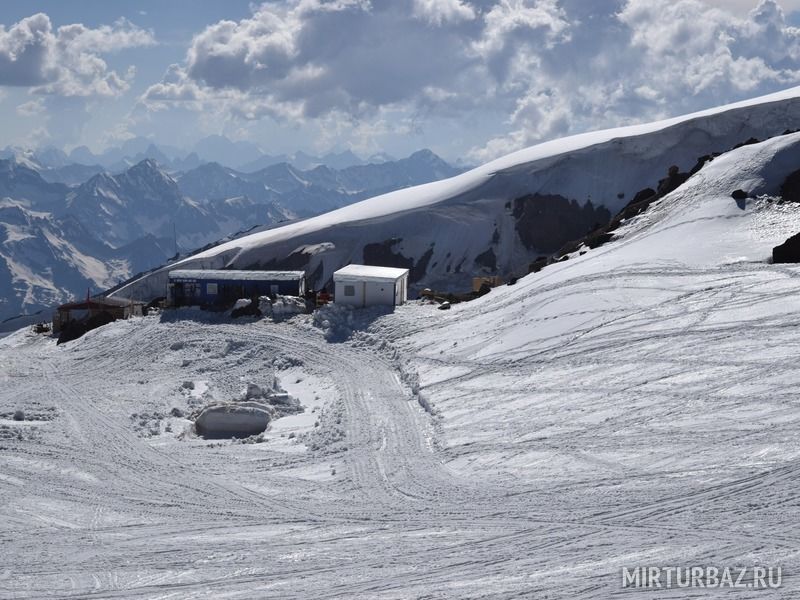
[0,13,155,97]
[617,0,800,96]
[412,0,477,25]
[16,97,45,116]
[470,0,800,161]
[142,0,484,120]
[139,0,800,162]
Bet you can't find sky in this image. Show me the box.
[3,0,800,164]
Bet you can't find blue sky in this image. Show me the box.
[3,0,800,163]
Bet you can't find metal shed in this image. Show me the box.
[168,269,306,307]
[333,264,409,308]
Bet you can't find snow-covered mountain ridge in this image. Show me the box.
[115,86,800,302]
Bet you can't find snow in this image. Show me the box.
[259,294,306,319]
[6,101,800,597]
[169,269,305,281]
[333,263,409,282]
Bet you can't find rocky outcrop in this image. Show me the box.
[361,239,433,283]
[530,165,692,273]
[779,168,800,203]
[474,248,497,271]
[656,166,690,197]
[773,232,800,263]
[513,194,611,253]
[363,238,413,271]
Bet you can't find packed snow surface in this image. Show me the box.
[5,125,800,598]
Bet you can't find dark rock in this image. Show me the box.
[361,238,432,283]
[363,238,412,269]
[731,189,749,200]
[690,155,715,175]
[627,187,656,207]
[656,166,690,197]
[513,194,611,253]
[780,168,800,203]
[773,232,800,263]
[528,256,550,273]
[733,137,760,150]
[411,247,434,283]
[170,407,185,418]
[585,231,614,249]
[474,247,497,271]
[12,409,24,421]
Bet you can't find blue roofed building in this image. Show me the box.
[168,270,306,308]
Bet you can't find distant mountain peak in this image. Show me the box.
[125,158,173,183]
[408,148,445,163]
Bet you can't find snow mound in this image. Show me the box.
[232,299,251,310]
[258,295,306,320]
[312,303,391,342]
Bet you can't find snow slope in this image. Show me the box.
[3,128,800,597]
[114,85,800,302]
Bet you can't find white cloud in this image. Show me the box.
[617,0,800,96]
[142,0,483,120]
[474,0,570,57]
[16,97,44,116]
[138,0,800,162]
[470,0,800,160]
[412,0,476,25]
[0,13,155,97]
[699,0,800,15]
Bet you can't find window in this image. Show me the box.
[344,285,355,297]
[206,283,218,295]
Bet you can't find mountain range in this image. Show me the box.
[0,135,415,179]
[0,149,465,324]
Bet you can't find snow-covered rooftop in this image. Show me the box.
[168,269,305,281]
[333,264,409,282]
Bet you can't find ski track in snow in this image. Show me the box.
[3,260,800,599]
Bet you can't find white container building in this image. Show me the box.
[333,264,410,308]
